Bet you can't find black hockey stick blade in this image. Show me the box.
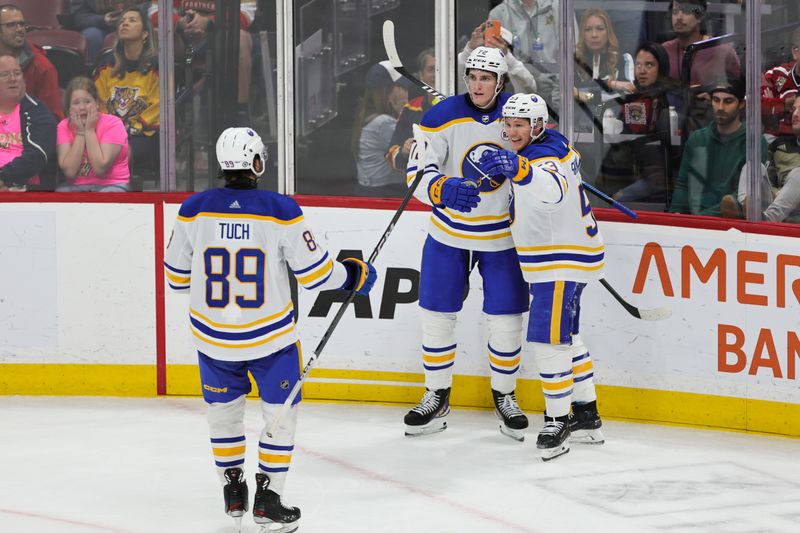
[599,278,671,321]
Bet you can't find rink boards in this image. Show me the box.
[1,196,799,437]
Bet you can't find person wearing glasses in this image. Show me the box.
[0,4,62,119]
[0,55,57,192]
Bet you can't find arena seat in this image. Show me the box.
[28,30,88,88]
[15,0,70,31]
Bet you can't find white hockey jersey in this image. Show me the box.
[409,93,515,252]
[508,129,605,283]
[164,187,349,362]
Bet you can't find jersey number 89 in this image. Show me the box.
[204,247,265,308]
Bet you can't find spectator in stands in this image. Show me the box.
[94,7,158,177]
[488,0,578,112]
[458,21,537,95]
[352,61,408,194]
[721,97,800,223]
[661,0,740,86]
[70,1,150,65]
[760,26,800,140]
[574,8,634,100]
[608,42,677,203]
[55,76,129,192]
[0,55,56,192]
[670,78,767,216]
[151,0,253,121]
[0,4,62,119]
[387,48,437,174]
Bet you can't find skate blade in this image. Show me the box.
[499,423,525,442]
[257,519,299,533]
[570,428,605,445]
[404,418,447,437]
[233,515,242,533]
[539,442,570,462]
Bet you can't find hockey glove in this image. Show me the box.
[340,258,377,295]
[429,176,481,212]
[478,149,530,182]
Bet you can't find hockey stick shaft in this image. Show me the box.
[599,278,641,319]
[598,278,672,321]
[582,181,638,219]
[266,170,426,438]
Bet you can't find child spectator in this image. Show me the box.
[56,76,129,192]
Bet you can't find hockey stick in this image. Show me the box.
[581,181,638,219]
[266,127,429,438]
[383,20,636,220]
[599,278,671,321]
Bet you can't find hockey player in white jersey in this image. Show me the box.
[404,46,530,441]
[478,94,605,461]
[164,127,377,531]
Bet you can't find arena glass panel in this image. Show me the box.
[168,0,277,193]
[756,0,800,224]
[292,0,435,198]
[569,1,742,218]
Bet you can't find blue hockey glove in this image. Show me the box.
[429,176,481,212]
[478,149,528,181]
[341,258,377,295]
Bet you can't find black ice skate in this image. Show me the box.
[536,415,570,461]
[404,388,450,437]
[492,389,529,441]
[253,473,300,533]
[223,467,249,531]
[569,401,605,444]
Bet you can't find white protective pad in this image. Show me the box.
[531,342,573,417]
[421,309,458,390]
[485,313,523,394]
[259,401,299,495]
[207,394,247,484]
[570,334,598,404]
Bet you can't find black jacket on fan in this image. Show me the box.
[0,93,57,188]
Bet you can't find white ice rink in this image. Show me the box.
[2,396,799,533]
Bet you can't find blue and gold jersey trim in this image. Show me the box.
[517,244,605,273]
[189,301,296,350]
[164,261,191,291]
[430,208,512,241]
[177,212,303,225]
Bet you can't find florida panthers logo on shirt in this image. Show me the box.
[462,142,506,191]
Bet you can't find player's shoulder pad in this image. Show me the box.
[177,189,303,222]
[522,129,571,161]
[177,190,214,218]
[420,93,473,129]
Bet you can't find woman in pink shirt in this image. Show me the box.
[56,76,130,192]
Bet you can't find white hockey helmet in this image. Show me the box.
[215,127,268,177]
[464,46,508,78]
[464,46,508,106]
[503,93,549,141]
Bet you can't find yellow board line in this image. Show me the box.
[1,364,798,437]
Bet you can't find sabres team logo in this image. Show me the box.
[462,142,506,191]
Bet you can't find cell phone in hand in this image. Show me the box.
[484,19,502,42]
